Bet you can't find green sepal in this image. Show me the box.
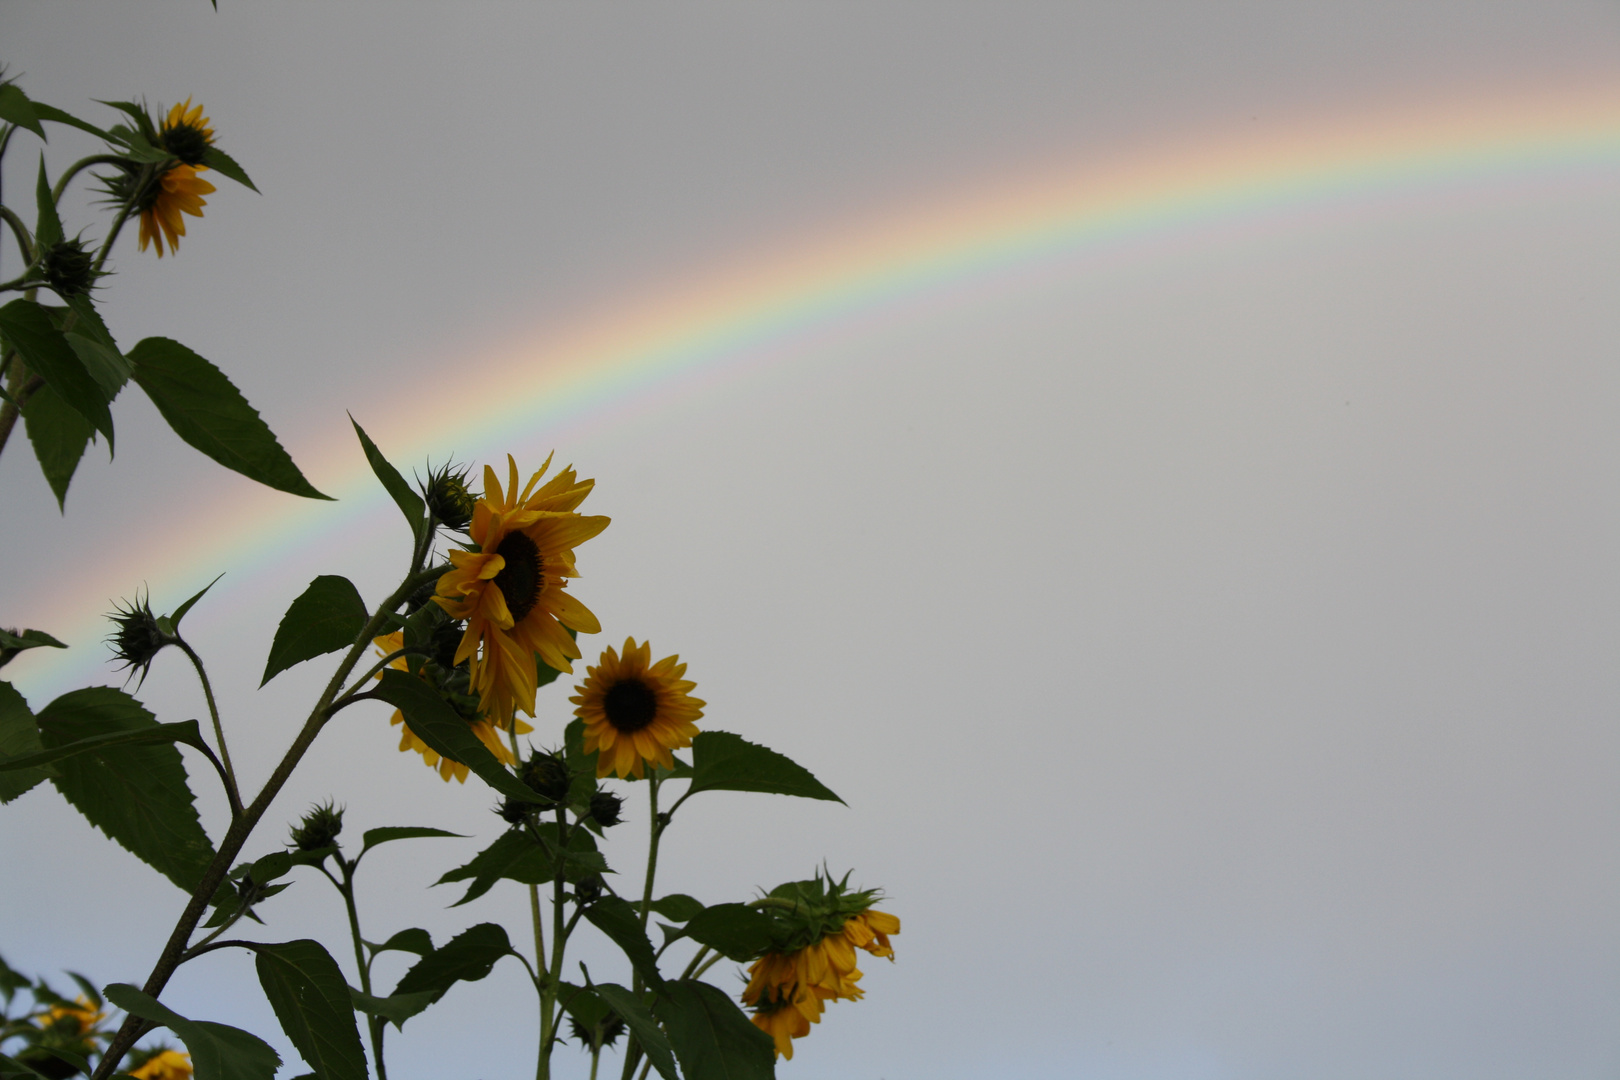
[35,689,215,892]
[0,83,45,139]
[0,298,114,447]
[687,731,843,803]
[372,670,547,804]
[582,896,664,991]
[261,575,368,686]
[199,144,257,193]
[349,417,424,541]
[390,923,514,1010]
[103,984,281,1080]
[346,986,436,1031]
[34,157,62,249]
[590,983,679,1080]
[127,337,331,500]
[653,979,776,1080]
[251,940,369,1080]
[0,681,53,803]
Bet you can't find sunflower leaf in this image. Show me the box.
[346,986,437,1031]
[35,690,215,892]
[200,145,257,193]
[128,337,331,500]
[103,984,281,1080]
[555,981,613,1032]
[58,296,132,400]
[685,731,844,804]
[262,575,369,686]
[28,101,113,141]
[0,718,207,773]
[653,980,776,1080]
[251,940,369,1080]
[19,384,91,511]
[391,923,514,1010]
[651,894,706,923]
[0,298,114,448]
[357,826,465,861]
[590,983,679,1080]
[169,573,225,630]
[366,928,433,959]
[0,628,67,652]
[680,904,777,962]
[435,829,552,906]
[34,157,62,249]
[583,897,664,991]
[372,670,548,804]
[0,681,54,803]
[0,83,45,139]
[349,418,424,541]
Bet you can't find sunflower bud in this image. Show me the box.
[39,238,98,297]
[289,801,344,853]
[568,1009,625,1051]
[423,464,475,531]
[520,751,572,803]
[496,796,533,825]
[107,593,176,686]
[588,790,624,828]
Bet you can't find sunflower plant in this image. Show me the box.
[1,71,898,1080]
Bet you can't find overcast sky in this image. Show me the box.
[3,4,1619,1078]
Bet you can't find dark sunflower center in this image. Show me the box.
[494,532,545,622]
[160,123,211,166]
[603,678,659,733]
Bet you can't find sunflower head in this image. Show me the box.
[423,462,476,531]
[127,1046,193,1080]
[107,592,176,686]
[572,638,705,779]
[289,801,344,854]
[39,237,100,297]
[158,98,214,166]
[588,789,624,828]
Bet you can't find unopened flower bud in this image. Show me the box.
[107,593,175,687]
[520,751,572,803]
[424,465,475,531]
[588,790,624,828]
[289,801,344,852]
[40,238,97,297]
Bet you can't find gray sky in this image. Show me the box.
[3,3,1619,1078]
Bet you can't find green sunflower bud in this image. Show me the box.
[39,238,98,297]
[496,796,533,825]
[289,801,344,853]
[107,593,176,687]
[423,463,476,530]
[588,790,624,828]
[519,751,572,803]
[567,1010,626,1051]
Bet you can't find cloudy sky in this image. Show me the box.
[3,3,1619,1078]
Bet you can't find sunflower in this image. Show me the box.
[434,455,608,724]
[372,631,532,783]
[136,164,215,257]
[572,638,704,779]
[159,99,214,165]
[742,908,900,1059]
[129,1049,193,1080]
[34,997,104,1038]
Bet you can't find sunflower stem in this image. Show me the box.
[91,191,137,274]
[0,205,33,264]
[329,856,390,1080]
[618,773,665,1080]
[50,154,133,205]
[175,638,241,816]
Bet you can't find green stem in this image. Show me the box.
[50,154,132,205]
[618,774,666,1080]
[0,205,33,265]
[175,638,241,816]
[91,194,136,274]
[330,859,389,1080]
[90,519,437,1080]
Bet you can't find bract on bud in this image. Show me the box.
[107,593,176,687]
[40,238,98,297]
[289,801,344,853]
[423,463,475,530]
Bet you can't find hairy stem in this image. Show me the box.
[175,639,241,816]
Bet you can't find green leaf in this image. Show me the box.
[95,100,158,143]
[651,894,706,923]
[103,984,281,1080]
[435,829,551,907]
[582,897,664,990]
[34,158,62,249]
[358,826,464,860]
[0,1050,52,1080]
[346,986,436,1031]
[0,83,45,139]
[0,681,53,803]
[251,941,369,1080]
[60,295,132,399]
[0,628,67,653]
[35,689,215,891]
[169,573,224,630]
[654,980,776,1080]
[127,337,330,500]
[532,822,609,883]
[199,145,257,193]
[681,904,777,962]
[391,924,513,1009]
[0,718,206,773]
[591,983,679,1080]
[367,928,433,958]
[349,418,423,540]
[28,101,112,140]
[0,299,113,446]
[261,575,368,686]
[686,731,843,803]
[372,670,546,804]
[21,383,93,511]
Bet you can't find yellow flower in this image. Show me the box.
[572,638,704,779]
[434,455,608,724]
[35,996,104,1037]
[742,909,900,1059]
[129,1049,193,1080]
[372,632,532,783]
[159,98,215,163]
[136,164,215,257]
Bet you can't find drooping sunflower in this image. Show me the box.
[128,1048,193,1080]
[434,455,609,724]
[742,907,900,1059]
[136,164,215,257]
[372,631,532,783]
[572,638,704,778]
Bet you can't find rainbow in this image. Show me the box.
[9,80,1620,697]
